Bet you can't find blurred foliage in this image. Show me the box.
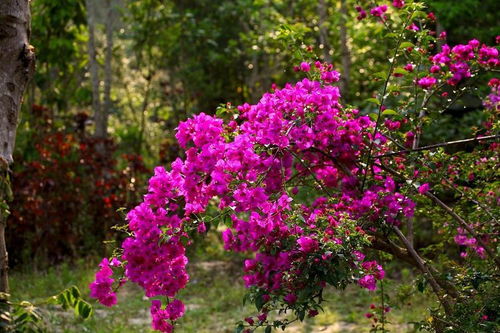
[426,0,500,45]
[0,286,92,332]
[24,0,498,151]
[12,0,498,275]
[7,105,149,266]
[30,0,89,111]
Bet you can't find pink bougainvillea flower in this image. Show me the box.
[392,0,404,8]
[418,183,430,194]
[404,63,415,72]
[89,258,117,307]
[300,62,311,72]
[370,5,388,18]
[407,23,419,32]
[284,293,297,304]
[166,299,185,320]
[355,6,367,20]
[297,236,319,253]
[358,275,377,291]
[417,76,437,89]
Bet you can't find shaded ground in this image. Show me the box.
[11,259,431,332]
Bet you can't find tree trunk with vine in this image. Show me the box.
[0,0,35,291]
[0,0,35,326]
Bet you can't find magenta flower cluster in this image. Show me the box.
[454,228,486,259]
[429,40,498,86]
[150,299,185,333]
[358,261,385,291]
[89,62,416,331]
[87,4,500,331]
[89,258,118,307]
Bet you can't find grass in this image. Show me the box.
[10,257,434,332]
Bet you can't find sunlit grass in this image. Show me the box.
[10,258,432,332]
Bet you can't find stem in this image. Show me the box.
[307,147,353,178]
[290,151,333,197]
[379,275,385,331]
[392,226,453,316]
[441,178,499,225]
[339,0,351,97]
[378,134,499,224]
[424,191,500,269]
[103,0,114,137]
[317,0,332,64]
[137,70,153,156]
[361,10,415,190]
[377,162,500,269]
[375,135,500,158]
[0,165,10,290]
[0,211,8,294]
[370,237,459,298]
[86,0,102,137]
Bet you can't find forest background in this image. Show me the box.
[4,0,500,332]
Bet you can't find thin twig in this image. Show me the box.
[424,191,500,269]
[374,135,499,158]
[361,10,415,190]
[441,178,499,225]
[290,151,333,197]
[307,147,353,178]
[377,162,500,269]
[376,134,499,224]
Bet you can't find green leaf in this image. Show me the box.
[417,279,427,293]
[298,309,305,321]
[382,109,398,116]
[13,312,28,324]
[265,325,272,333]
[70,286,81,300]
[56,293,69,309]
[74,300,92,319]
[368,113,379,121]
[235,323,245,333]
[412,10,428,19]
[400,42,414,49]
[366,98,381,105]
[373,72,387,80]
[255,294,265,311]
[216,105,228,116]
[51,286,93,320]
[393,67,407,75]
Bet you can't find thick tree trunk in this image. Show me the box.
[0,0,35,298]
[339,0,351,97]
[0,0,35,167]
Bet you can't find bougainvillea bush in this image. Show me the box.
[90,1,499,332]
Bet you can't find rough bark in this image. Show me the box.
[339,0,351,96]
[0,0,35,167]
[0,0,35,298]
[85,0,103,138]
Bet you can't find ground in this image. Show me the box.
[11,258,432,332]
